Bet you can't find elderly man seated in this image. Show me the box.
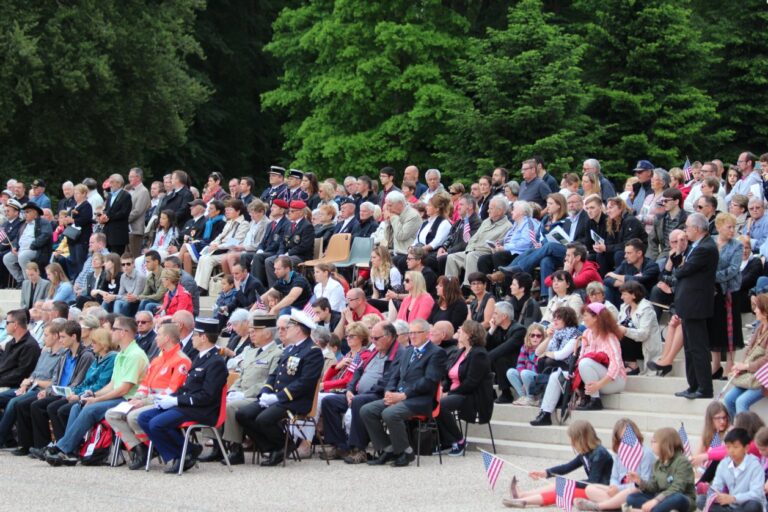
[445,196,512,287]
[486,302,527,404]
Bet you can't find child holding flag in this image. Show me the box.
[625,427,695,512]
[503,420,611,508]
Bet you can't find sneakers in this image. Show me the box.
[46,450,79,467]
[343,448,369,465]
[448,440,466,457]
[432,444,452,455]
[513,396,539,407]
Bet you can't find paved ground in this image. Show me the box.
[0,448,586,511]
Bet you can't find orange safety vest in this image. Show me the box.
[136,343,191,396]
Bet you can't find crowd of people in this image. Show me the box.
[0,155,768,508]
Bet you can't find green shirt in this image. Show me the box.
[111,340,149,399]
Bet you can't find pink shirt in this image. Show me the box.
[580,329,626,381]
[448,351,467,390]
[396,293,435,323]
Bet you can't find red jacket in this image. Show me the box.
[544,260,602,289]
[322,349,375,392]
[156,284,194,318]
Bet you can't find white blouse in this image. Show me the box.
[314,277,346,312]
[415,216,451,249]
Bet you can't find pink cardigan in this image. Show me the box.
[397,293,435,323]
[580,329,626,381]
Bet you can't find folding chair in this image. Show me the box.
[146,386,232,475]
[459,373,496,455]
[333,237,373,281]
[299,233,351,268]
[280,377,330,466]
[411,386,443,467]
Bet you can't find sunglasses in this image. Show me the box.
[136,320,151,324]
[121,262,133,267]
[529,333,544,339]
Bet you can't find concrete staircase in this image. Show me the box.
[467,315,763,459]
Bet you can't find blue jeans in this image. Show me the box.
[0,389,36,445]
[627,492,690,512]
[56,398,125,454]
[506,369,536,398]
[138,300,160,313]
[114,299,139,316]
[507,243,566,298]
[723,386,765,418]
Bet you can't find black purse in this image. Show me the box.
[63,225,82,241]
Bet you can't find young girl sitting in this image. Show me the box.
[503,420,612,508]
[214,274,237,330]
[508,323,546,406]
[574,418,656,510]
[624,427,695,512]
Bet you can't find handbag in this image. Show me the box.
[732,344,767,390]
[63,225,82,241]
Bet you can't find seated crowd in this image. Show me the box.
[0,154,768,496]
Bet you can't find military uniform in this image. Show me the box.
[138,320,227,464]
[223,341,282,443]
[260,183,289,206]
[235,335,323,455]
[265,210,315,287]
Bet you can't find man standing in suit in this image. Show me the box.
[100,174,133,255]
[157,170,194,228]
[360,318,447,467]
[138,317,227,473]
[127,168,151,258]
[673,213,719,400]
[235,309,324,467]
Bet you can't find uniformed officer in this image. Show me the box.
[249,198,289,285]
[259,166,289,206]
[264,201,315,288]
[235,309,324,466]
[286,169,309,202]
[137,317,227,474]
[199,316,282,465]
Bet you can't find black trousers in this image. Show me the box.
[476,251,515,275]
[250,252,275,285]
[321,392,378,450]
[235,402,289,452]
[107,244,125,255]
[47,399,76,441]
[12,393,41,449]
[435,394,465,445]
[24,396,61,448]
[682,317,712,395]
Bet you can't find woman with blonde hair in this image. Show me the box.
[367,246,402,311]
[507,323,546,406]
[582,173,601,199]
[45,262,75,304]
[392,271,434,323]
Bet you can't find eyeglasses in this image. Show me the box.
[346,297,360,303]
[713,415,728,421]
[136,320,151,324]
[113,327,127,333]
[370,335,386,341]
[529,333,544,339]
[121,262,133,267]
[408,331,427,336]
[450,191,459,196]
[405,256,416,261]
[345,335,359,340]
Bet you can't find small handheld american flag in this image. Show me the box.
[702,487,718,512]
[710,431,722,449]
[462,219,471,243]
[617,424,643,472]
[346,352,362,374]
[679,423,691,456]
[481,450,504,489]
[528,228,538,245]
[754,362,768,389]
[254,297,268,312]
[555,476,575,512]
[682,157,692,182]
[0,230,6,244]
[302,300,318,321]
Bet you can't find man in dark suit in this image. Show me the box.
[138,317,227,474]
[259,166,288,207]
[235,309,324,466]
[99,174,132,255]
[360,318,448,467]
[3,202,53,282]
[333,198,359,234]
[0,199,24,286]
[227,263,265,314]
[134,311,160,360]
[265,200,315,288]
[157,170,194,228]
[248,199,289,285]
[178,199,208,247]
[672,213,719,400]
[322,320,402,463]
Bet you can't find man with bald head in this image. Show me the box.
[171,310,197,360]
[333,288,384,340]
[99,173,132,254]
[430,321,458,359]
[403,165,427,198]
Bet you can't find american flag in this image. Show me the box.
[481,450,504,489]
[528,228,538,245]
[702,487,718,512]
[346,352,362,374]
[463,218,471,243]
[302,300,318,321]
[254,297,268,311]
[682,157,692,182]
[754,362,768,389]
[0,230,6,243]
[679,423,691,456]
[617,424,643,472]
[555,476,575,512]
[710,431,722,449]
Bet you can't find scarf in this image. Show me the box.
[203,214,224,240]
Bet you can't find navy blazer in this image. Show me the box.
[159,187,194,228]
[261,338,324,415]
[674,235,719,319]
[278,218,315,260]
[228,273,266,313]
[334,217,358,235]
[175,349,228,426]
[258,217,289,254]
[0,217,23,255]
[386,341,447,415]
[102,189,132,246]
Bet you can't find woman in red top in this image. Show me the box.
[155,268,193,320]
[322,322,373,392]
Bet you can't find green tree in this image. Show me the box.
[442,0,597,180]
[575,0,732,179]
[262,0,470,179]
[0,0,209,186]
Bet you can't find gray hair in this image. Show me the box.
[514,201,532,218]
[505,181,520,196]
[68,307,81,322]
[652,168,670,188]
[586,281,605,296]
[409,318,431,333]
[583,158,601,173]
[311,326,332,346]
[687,212,708,232]
[425,168,441,180]
[489,196,509,214]
[360,201,376,213]
[393,319,410,335]
[343,176,357,186]
[109,174,125,186]
[62,181,74,189]
[229,308,251,325]
[748,197,765,208]
[385,191,406,206]
[494,301,515,320]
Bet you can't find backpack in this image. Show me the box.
[79,419,114,466]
